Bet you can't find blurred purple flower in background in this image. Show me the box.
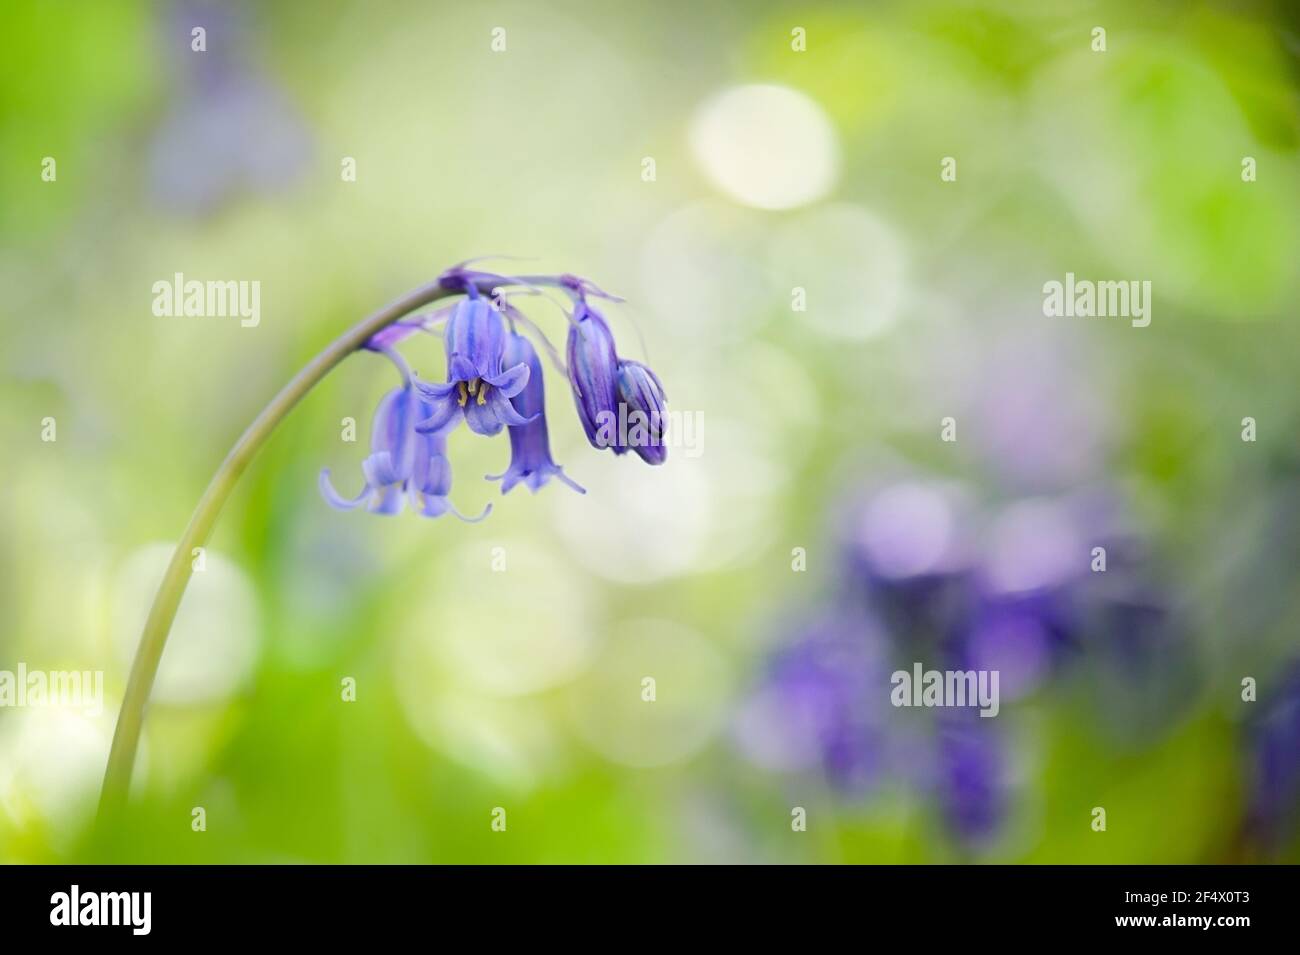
[933,711,1009,844]
[972,334,1112,491]
[955,497,1093,699]
[1244,661,1300,853]
[1076,579,1199,741]
[738,610,893,794]
[840,479,972,642]
[147,0,312,216]
[740,468,1196,849]
[955,593,1062,701]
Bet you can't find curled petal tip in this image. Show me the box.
[485,361,530,398]
[486,389,536,427]
[413,378,456,400]
[558,471,587,494]
[319,468,369,510]
[415,398,459,434]
[453,501,492,523]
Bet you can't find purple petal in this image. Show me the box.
[318,468,370,510]
[566,304,621,449]
[413,378,457,401]
[464,398,505,436]
[361,450,402,488]
[448,354,478,382]
[484,362,530,399]
[417,451,453,498]
[364,320,423,352]
[450,501,492,523]
[616,359,668,465]
[631,442,668,466]
[413,490,451,519]
[487,388,537,427]
[415,395,462,434]
[554,470,586,494]
[368,485,404,515]
[444,297,507,380]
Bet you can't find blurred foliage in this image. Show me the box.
[1,0,1297,863]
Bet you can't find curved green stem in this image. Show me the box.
[98,277,471,819]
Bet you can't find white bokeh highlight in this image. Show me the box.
[0,706,112,837]
[984,499,1083,595]
[111,544,259,704]
[689,84,840,210]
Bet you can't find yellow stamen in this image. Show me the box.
[457,381,468,407]
[467,378,479,395]
[477,384,489,406]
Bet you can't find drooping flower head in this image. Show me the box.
[487,330,584,495]
[564,283,669,463]
[320,263,667,522]
[615,359,668,465]
[319,376,486,521]
[839,478,974,646]
[414,286,535,437]
[566,298,622,451]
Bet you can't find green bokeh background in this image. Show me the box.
[1,0,1297,863]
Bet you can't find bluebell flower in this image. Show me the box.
[840,479,974,646]
[1074,583,1199,742]
[487,331,585,495]
[319,384,486,521]
[320,265,667,522]
[615,360,668,465]
[952,591,1067,702]
[148,0,311,216]
[1245,661,1300,851]
[413,288,535,437]
[566,297,670,464]
[566,300,622,451]
[935,711,1008,845]
[750,611,892,793]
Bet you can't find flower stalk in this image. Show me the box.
[99,264,667,821]
[97,277,469,818]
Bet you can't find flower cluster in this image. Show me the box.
[320,266,667,519]
[1245,660,1300,854]
[739,474,1191,849]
